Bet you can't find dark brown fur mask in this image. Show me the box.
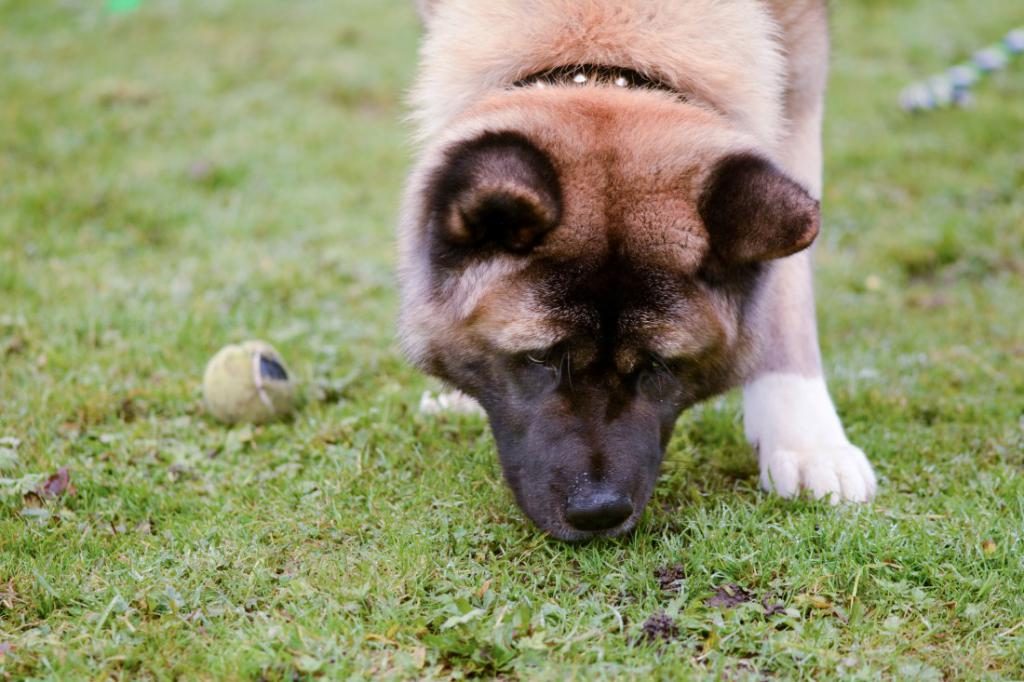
[399,89,819,541]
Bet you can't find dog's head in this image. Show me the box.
[399,87,819,540]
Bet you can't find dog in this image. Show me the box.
[399,0,877,541]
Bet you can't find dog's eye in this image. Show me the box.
[514,349,561,377]
[520,350,560,374]
[641,353,671,376]
[637,353,679,397]
[526,352,551,366]
[510,350,562,392]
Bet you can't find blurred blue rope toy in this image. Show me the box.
[900,27,1024,112]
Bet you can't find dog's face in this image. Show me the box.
[400,88,820,540]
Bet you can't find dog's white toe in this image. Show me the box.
[744,373,878,504]
[759,443,877,504]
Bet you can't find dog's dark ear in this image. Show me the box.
[699,154,820,264]
[430,132,562,254]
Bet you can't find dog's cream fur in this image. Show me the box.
[404,0,877,505]
[412,0,786,151]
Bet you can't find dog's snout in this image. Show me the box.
[565,489,634,532]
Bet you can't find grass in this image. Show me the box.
[1,0,1022,679]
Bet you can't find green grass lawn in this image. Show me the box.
[2,1,1023,679]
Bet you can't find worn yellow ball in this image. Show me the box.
[202,340,297,424]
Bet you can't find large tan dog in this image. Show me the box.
[400,0,877,541]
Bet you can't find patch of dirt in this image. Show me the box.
[655,564,686,592]
[706,584,787,617]
[639,612,679,643]
[706,584,755,609]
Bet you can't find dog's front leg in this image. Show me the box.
[741,261,877,503]
[742,96,876,503]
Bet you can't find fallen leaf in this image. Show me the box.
[441,608,486,630]
[982,539,997,555]
[38,467,75,498]
[364,633,399,645]
[706,584,754,609]
[793,593,834,611]
[1,473,46,498]
[22,491,43,509]
[295,655,323,674]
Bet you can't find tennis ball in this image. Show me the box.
[202,340,297,424]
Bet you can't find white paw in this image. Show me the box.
[759,442,877,504]
[744,373,878,504]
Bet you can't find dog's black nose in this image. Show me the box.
[565,490,633,532]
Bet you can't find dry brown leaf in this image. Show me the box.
[38,467,75,498]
